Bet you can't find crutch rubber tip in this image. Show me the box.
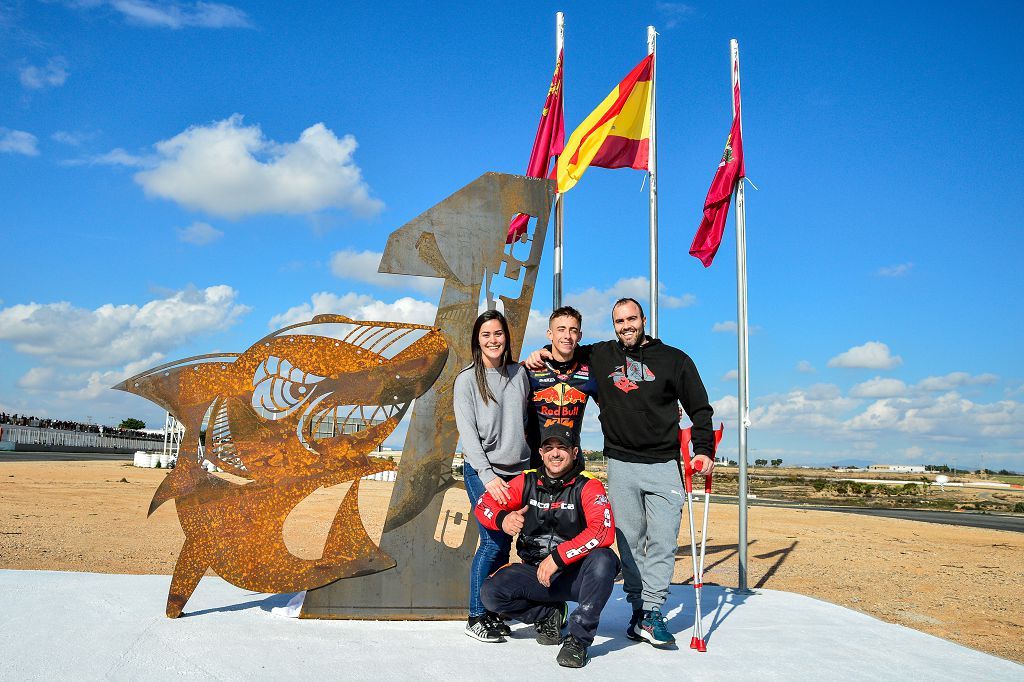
[696,639,707,652]
[690,636,700,649]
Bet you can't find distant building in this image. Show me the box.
[868,464,926,474]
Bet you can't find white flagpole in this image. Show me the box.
[647,26,659,335]
[553,11,565,309]
[731,38,752,592]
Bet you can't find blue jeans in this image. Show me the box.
[463,460,513,618]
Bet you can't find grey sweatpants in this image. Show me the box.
[607,458,684,612]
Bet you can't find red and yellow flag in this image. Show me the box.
[556,54,653,193]
[507,50,565,243]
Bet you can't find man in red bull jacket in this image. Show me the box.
[525,306,598,468]
[476,424,618,668]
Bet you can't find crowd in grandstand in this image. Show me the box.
[0,413,160,440]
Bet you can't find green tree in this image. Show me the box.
[771,458,783,467]
[754,458,768,467]
[119,418,145,430]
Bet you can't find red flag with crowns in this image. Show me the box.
[507,50,565,243]
[690,76,745,267]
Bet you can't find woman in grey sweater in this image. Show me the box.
[454,310,530,643]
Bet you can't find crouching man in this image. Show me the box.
[475,424,619,668]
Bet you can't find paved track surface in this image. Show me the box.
[0,451,134,462]
[713,496,1024,533]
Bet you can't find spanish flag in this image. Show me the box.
[556,54,653,193]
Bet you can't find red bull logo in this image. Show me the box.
[534,383,589,426]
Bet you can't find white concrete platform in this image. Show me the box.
[1,569,1020,680]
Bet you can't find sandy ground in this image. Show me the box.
[1,460,1022,664]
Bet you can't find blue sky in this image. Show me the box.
[1,1,1021,470]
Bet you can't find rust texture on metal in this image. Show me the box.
[113,315,448,617]
[303,172,554,618]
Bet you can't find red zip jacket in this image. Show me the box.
[474,465,614,568]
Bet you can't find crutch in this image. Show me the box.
[680,423,724,652]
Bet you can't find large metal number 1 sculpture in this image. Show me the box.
[302,172,554,618]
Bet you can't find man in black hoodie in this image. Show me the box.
[526,297,714,648]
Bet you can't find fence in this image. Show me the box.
[0,425,162,451]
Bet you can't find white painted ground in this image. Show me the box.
[0,570,1020,681]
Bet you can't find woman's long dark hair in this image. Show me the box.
[470,309,514,405]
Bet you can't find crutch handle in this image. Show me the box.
[679,427,695,493]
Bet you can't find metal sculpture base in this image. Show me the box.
[301,490,477,619]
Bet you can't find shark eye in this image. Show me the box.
[251,356,325,418]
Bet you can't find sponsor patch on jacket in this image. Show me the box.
[528,499,575,510]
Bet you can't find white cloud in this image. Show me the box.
[19,57,69,89]
[68,147,153,167]
[329,249,441,296]
[176,221,223,245]
[904,446,925,460]
[845,398,905,431]
[133,115,383,219]
[749,384,860,431]
[899,392,1020,439]
[269,292,437,330]
[722,369,738,381]
[656,2,695,29]
[711,394,738,423]
[827,341,902,370]
[18,352,165,400]
[72,1,253,29]
[522,308,554,352]
[839,390,1022,442]
[796,360,816,374]
[877,262,913,277]
[712,320,761,334]
[0,128,39,156]
[0,285,249,367]
[916,372,998,392]
[562,276,695,340]
[850,376,907,399]
[51,130,95,146]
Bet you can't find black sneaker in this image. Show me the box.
[625,608,644,641]
[484,611,512,637]
[466,614,505,643]
[556,634,589,668]
[535,602,567,645]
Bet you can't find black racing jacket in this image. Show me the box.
[474,459,615,568]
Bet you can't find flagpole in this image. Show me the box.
[553,11,565,309]
[647,25,659,336]
[731,38,752,593]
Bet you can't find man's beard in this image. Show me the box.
[617,323,646,350]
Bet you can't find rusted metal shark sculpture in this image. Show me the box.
[114,315,447,617]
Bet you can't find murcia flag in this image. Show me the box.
[690,78,745,267]
[507,50,565,243]
[556,54,653,194]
